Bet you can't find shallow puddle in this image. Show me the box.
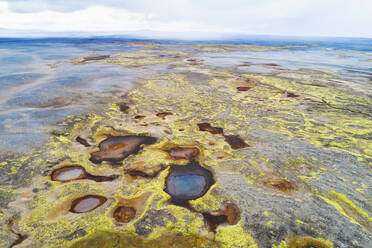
[223,135,249,149]
[76,136,91,147]
[237,86,252,91]
[111,192,152,225]
[118,103,130,113]
[125,166,165,178]
[51,166,86,182]
[134,115,146,119]
[80,55,110,63]
[202,203,240,232]
[70,195,107,213]
[156,112,173,119]
[90,135,157,164]
[286,92,300,98]
[263,178,297,194]
[164,160,214,206]
[168,147,200,160]
[113,206,136,223]
[197,123,223,134]
[51,165,118,182]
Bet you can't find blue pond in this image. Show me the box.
[166,175,207,199]
[164,160,214,205]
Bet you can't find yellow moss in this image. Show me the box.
[189,183,225,212]
[327,191,371,221]
[7,44,370,248]
[8,163,21,175]
[159,205,204,238]
[295,219,305,227]
[274,236,333,248]
[70,229,224,248]
[317,194,359,225]
[317,190,372,232]
[298,171,319,182]
[317,189,371,233]
[232,74,372,163]
[214,222,258,248]
[267,220,275,227]
[243,175,255,185]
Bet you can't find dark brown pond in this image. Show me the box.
[202,203,240,232]
[168,147,200,160]
[197,123,223,135]
[113,206,136,223]
[90,135,157,164]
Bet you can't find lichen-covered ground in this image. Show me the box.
[0,42,371,248]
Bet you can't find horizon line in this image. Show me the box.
[0,32,371,41]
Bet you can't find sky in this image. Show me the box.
[0,0,371,38]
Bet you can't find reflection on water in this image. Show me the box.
[69,195,107,213]
[167,175,207,198]
[0,40,154,152]
[0,37,371,152]
[165,160,214,206]
[52,167,85,182]
[198,48,372,83]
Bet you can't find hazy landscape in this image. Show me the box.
[0,36,371,247]
[0,0,372,247]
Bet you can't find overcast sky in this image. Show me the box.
[0,0,371,38]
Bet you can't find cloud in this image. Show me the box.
[0,2,213,33]
[0,0,371,38]
[6,0,101,13]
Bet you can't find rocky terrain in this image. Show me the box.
[0,42,371,248]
